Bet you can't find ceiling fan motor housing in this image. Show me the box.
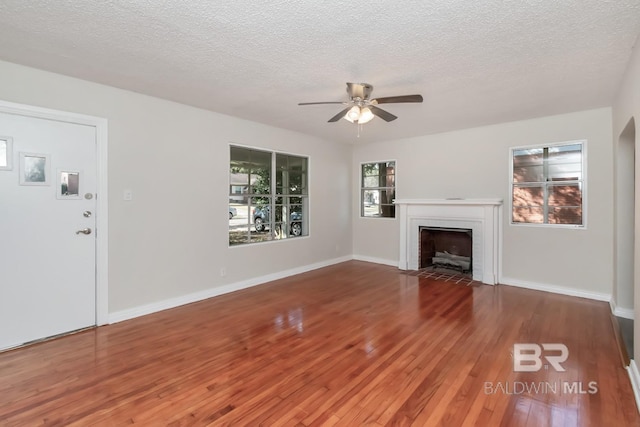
[347,83,373,101]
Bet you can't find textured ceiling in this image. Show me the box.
[0,1,639,144]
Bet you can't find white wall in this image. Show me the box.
[0,60,353,314]
[0,56,626,321]
[612,35,640,358]
[353,108,614,297]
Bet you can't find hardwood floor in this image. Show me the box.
[1,260,638,426]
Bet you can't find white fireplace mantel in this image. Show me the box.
[394,199,503,284]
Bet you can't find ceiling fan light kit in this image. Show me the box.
[357,107,374,124]
[344,105,374,124]
[298,82,423,128]
[345,105,360,123]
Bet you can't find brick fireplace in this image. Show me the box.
[394,199,503,284]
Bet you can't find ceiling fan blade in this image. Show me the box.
[328,107,352,122]
[298,101,346,105]
[369,105,398,122]
[372,94,423,104]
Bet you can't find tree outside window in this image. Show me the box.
[361,161,396,218]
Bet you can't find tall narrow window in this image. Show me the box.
[511,141,585,226]
[361,161,396,218]
[275,153,308,238]
[229,146,308,245]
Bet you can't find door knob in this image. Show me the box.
[75,228,92,235]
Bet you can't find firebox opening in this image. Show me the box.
[419,227,472,274]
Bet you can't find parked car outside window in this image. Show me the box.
[253,205,302,236]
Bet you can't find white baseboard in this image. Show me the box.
[500,276,611,302]
[610,299,635,320]
[108,255,352,324]
[616,307,636,320]
[628,360,640,413]
[351,254,398,267]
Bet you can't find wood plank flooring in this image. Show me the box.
[1,260,638,426]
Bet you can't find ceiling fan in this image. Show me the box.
[298,82,423,124]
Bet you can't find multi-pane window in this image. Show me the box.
[361,161,396,218]
[229,146,308,245]
[511,141,585,226]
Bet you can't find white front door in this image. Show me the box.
[0,111,97,350]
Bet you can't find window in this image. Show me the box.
[361,161,396,218]
[229,146,308,245]
[510,141,585,226]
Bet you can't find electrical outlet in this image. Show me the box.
[220,267,226,277]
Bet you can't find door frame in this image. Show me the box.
[0,99,108,326]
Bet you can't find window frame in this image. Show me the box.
[360,159,397,219]
[229,144,309,246]
[509,140,587,229]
